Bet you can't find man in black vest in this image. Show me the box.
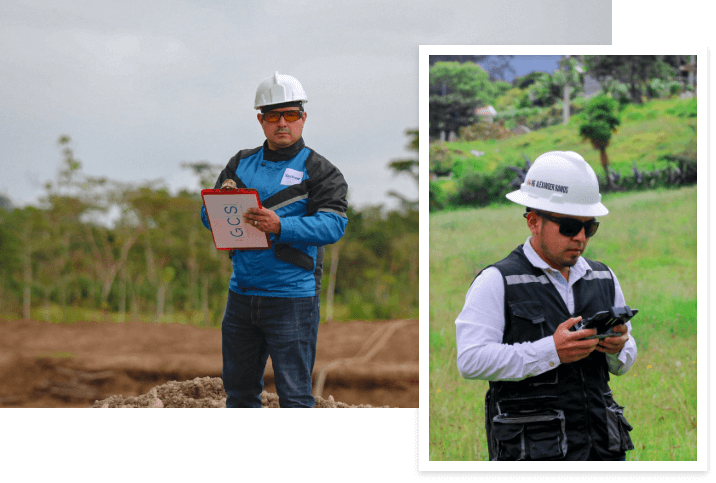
[455,151,637,460]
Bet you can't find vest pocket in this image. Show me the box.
[605,402,635,453]
[508,300,547,341]
[491,408,567,460]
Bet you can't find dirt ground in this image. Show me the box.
[0,317,418,408]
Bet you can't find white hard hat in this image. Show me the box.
[505,151,609,217]
[254,71,308,110]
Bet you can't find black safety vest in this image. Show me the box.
[482,245,634,461]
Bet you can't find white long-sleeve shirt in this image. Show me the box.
[455,237,637,382]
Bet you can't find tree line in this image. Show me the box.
[0,131,418,324]
[429,55,696,140]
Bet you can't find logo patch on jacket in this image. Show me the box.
[281,168,304,186]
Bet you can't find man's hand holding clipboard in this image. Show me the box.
[201,179,273,250]
[220,179,281,236]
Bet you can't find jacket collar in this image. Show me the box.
[262,137,305,162]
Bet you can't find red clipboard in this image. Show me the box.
[201,188,271,250]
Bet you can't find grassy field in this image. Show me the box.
[429,186,697,461]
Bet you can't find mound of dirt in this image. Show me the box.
[92,376,388,408]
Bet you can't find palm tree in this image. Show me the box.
[579,96,621,190]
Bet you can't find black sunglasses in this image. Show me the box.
[525,210,600,238]
[262,110,304,123]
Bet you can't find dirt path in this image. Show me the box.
[0,318,418,408]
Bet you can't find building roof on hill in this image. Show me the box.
[476,105,497,116]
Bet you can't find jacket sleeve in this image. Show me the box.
[278,212,347,246]
[200,205,211,230]
[277,155,349,245]
[456,267,561,381]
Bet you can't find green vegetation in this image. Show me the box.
[579,95,622,189]
[0,132,418,325]
[429,186,697,461]
[429,55,697,212]
[430,97,697,211]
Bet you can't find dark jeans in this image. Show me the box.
[221,289,320,408]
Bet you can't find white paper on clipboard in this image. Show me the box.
[201,189,271,250]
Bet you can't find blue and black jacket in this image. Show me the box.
[201,138,348,298]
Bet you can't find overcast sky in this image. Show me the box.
[0,0,611,211]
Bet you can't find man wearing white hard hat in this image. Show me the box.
[455,151,637,460]
[201,72,348,407]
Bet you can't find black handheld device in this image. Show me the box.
[572,306,639,340]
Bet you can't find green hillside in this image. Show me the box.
[432,97,696,180]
